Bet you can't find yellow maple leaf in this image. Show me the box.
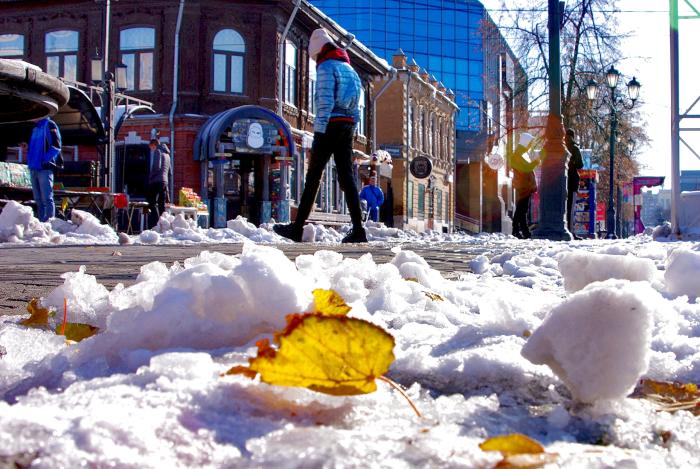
[227,313,395,396]
[479,433,544,456]
[312,289,351,316]
[20,298,51,327]
[55,323,100,342]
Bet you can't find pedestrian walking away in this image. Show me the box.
[273,27,367,243]
[565,128,584,237]
[510,132,541,239]
[146,138,171,229]
[360,173,384,222]
[26,117,62,222]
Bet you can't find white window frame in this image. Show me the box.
[284,40,297,107]
[357,86,366,136]
[308,57,317,115]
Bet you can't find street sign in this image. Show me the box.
[409,156,433,179]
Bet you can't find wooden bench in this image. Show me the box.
[306,210,351,227]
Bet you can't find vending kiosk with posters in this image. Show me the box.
[194,106,294,228]
[572,169,599,238]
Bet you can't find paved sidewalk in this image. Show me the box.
[0,242,494,317]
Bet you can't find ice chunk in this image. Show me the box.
[558,251,657,293]
[522,279,655,403]
[664,248,700,298]
[43,266,111,328]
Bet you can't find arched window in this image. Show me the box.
[213,29,245,94]
[284,40,297,105]
[45,30,78,81]
[120,27,155,91]
[0,34,24,59]
[429,114,435,155]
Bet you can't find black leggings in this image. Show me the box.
[513,194,532,239]
[294,122,363,228]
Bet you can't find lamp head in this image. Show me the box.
[586,79,598,101]
[627,76,641,102]
[606,66,620,89]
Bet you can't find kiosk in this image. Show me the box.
[194,106,295,228]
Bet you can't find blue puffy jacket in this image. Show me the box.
[314,52,362,134]
[27,118,62,171]
[360,184,384,221]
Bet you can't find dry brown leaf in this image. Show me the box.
[423,291,444,301]
[632,379,700,416]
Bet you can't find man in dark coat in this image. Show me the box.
[146,138,170,228]
[510,132,541,239]
[565,128,584,235]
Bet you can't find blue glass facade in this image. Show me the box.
[312,0,485,131]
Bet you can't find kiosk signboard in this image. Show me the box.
[230,119,275,154]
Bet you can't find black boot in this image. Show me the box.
[273,223,303,242]
[342,226,367,243]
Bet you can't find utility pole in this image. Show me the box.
[532,0,572,240]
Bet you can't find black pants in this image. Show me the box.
[513,195,532,239]
[294,122,363,229]
[147,181,167,228]
[566,176,579,233]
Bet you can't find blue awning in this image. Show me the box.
[193,105,294,161]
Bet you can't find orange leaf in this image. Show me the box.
[20,298,51,328]
[312,289,351,316]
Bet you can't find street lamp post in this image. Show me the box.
[586,67,641,238]
[532,0,571,241]
[91,54,127,191]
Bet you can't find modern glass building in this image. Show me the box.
[312,0,485,131]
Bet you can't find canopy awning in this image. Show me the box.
[0,85,106,146]
[194,105,294,161]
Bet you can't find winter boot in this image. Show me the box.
[273,223,303,242]
[341,226,368,243]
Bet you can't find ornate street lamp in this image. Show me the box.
[91,52,128,190]
[587,68,641,238]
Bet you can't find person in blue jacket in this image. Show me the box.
[26,117,62,222]
[274,28,367,243]
[360,174,384,222]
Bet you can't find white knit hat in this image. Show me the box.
[518,132,535,148]
[309,28,334,60]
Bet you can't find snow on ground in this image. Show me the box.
[1,201,442,246]
[1,230,700,467]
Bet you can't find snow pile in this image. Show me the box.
[138,213,286,244]
[0,200,55,243]
[522,279,655,403]
[1,238,700,467]
[664,247,700,298]
[0,201,118,244]
[558,251,658,292]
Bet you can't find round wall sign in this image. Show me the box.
[409,156,433,179]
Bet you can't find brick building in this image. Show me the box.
[0,0,390,226]
[374,50,458,232]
